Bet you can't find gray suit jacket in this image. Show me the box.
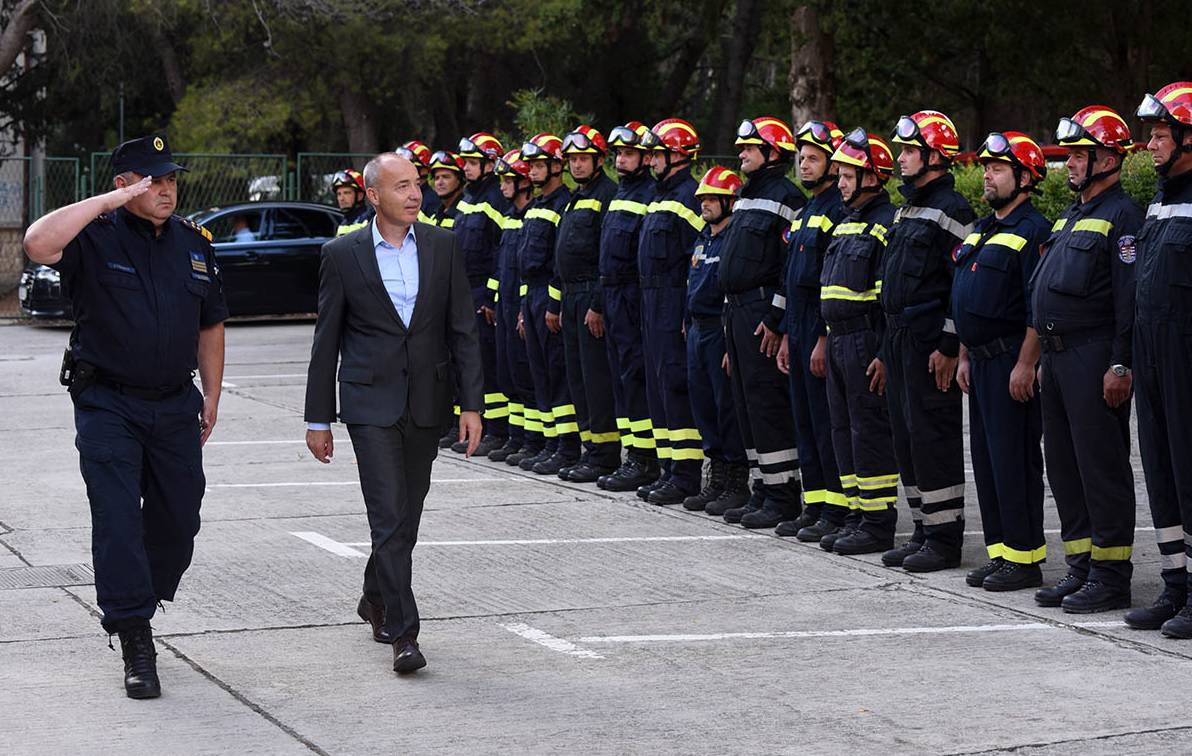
[303,221,483,428]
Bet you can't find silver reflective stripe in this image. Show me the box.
[735,197,799,223]
[903,485,922,501]
[745,448,759,462]
[943,318,956,335]
[761,469,798,485]
[897,204,974,241]
[920,483,965,504]
[1155,525,1184,543]
[1146,202,1192,220]
[757,448,798,465]
[704,256,720,264]
[1161,551,1187,570]
[772,293,787,309]
[1185,531,1192,546]
[921,509,963,525]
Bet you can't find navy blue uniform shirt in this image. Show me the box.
[687,225,727,320]
[774,184,847,335]
[54,207,228,388]
[1136,169,1192,320]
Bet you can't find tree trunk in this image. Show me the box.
[709,0,762,154]
[655,0,727,117]
[150,25,185,106]
[788,3,835,129]
[339,85,379,157]
[0,0,38,77]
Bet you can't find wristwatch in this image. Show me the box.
[1111,364,1131,377]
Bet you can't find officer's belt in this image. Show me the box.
[690,315,721,330]
[725,286,775,308]
[599,273,638,287]
[639,274,686,289]
[825,313,878,336]
[561,279,597,294]
[97,375,191,401]
[1038,326,1114,354]
[965,335,1022,361]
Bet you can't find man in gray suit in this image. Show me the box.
[304,152,483,674]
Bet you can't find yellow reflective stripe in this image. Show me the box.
[418,210,433,225]
[486,277,500,291]
[653,427,671,440]
[804,489,828,504]
[1063,538,1092,555]
[337,220,370,237]
[502,217,524,230]
[963,232,981,246]
[548,286,562,301]
[1072,218,1113,236]
[484,392,508,403]
[452,404,461,415]
[456,200,506,227]
[857,497,897,510]
[579,430,592,442]
[526,208,562,225]
[839,474,858,487]
[823,490,850,508]
[573,198,603,212]
[648,200,707,232]
[1001,544,1047,564]
[668,428,702,442]
[440,217,455,229]
[1091,545,1133,561]
[985,233,1029,251]
[656,446,673,459]
[616,417,631,430]
[628,418,653,432]
[821,285,879,302]
[635,437,657,449]
[986,543,1005,559]
[552,404,576,417]
[484,407,509,419]
[806,214,834,233]
[609,199,648,215]
[1051,218,1067,232]
[519,284,528,297]
[869,224,888,244]
[835,222,867,235]
[857,474,900,490]
[494,292,500,303]
[588,430,621,444]
[671,448,706,461]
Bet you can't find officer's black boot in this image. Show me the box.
[558,452,588,481]
[637,472,668,500]
[705,464,749,516]
[1061,580,1131,614]
[534,451,577,476]
[450,434,468,453]
[776,503,822,537]
[474,435,506,458]
[902,542,961,573]
[506,446,538,467]
[1160,605,1192,639]
[723,480,764,524]
[519,447,552,471]
[1033,572,1085,606]
[821,517,859,552]
[741,486,799,530]
[601,456,659,492]
[648,479,689,505]
[982,561,1043,592]
[567,461,617,484]
[795,517,839,542]
[832,526,894,556]
[967,558,1004,587]
[488,438,519,462]
[882,523,925,567]
[682,459,727,512]
[117,623,161,700]
[1125,572,1186,630]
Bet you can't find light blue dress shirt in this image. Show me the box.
[307,221,420,431]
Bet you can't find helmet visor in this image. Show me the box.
[395,147,416,161]
[458,137,478,154]
[1136,93,1168,121]
[797,120,832,146]
[429,151,460,170]
[608,125,640,147]
[1055,117,1090,145]
[979,132,1011,158]
[838,128,874,166]
[639,129,663,150]
[736,119,759,139]
[331,170,354,186]
[521,142,549,159]
[895,115,921,141]
[562,132,593,152]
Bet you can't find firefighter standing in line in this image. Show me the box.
[332,168,374,236]
[718,116,806,530]
[953,132,1051,592]
[774,120,849,540]
[1030,106,1142,613]
[595,122,663,493]
[396,140,440,224]
[427,149,465,230]
[490,149,540,465]
[452,132,511,456]
[1129,82,1192,636]
[879,110,976,569]
[818,129,902,554]
[682,166,750,514]
[635,118,707,504]
[518,133,579,475]
[555,125,622,483]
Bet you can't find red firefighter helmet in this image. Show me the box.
[735,116,797,155]
[521,132,564,161]
[796,120,844,154]
[831,128,895,181]
[641,118,701,158]
[695,165,743,197]
[1056,106,1133,153]
[892,110,961,158]
[978,131,1047,181]
[562,124,608,157]
[458,132,504,160]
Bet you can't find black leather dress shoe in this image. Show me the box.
[357,596,394,644]
[1034,572,1084,607]
[118,624,161,699]
[1125,589,1186,630]
[1061,580,1130,614]
[566,463,615,484]
[393,639,427,674]
[901,543,960,573]
[966,558,1004,588]
[982,561,1043,592]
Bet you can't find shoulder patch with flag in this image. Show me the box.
[1117,234,1136,264]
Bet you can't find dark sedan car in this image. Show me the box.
[18,201,343,319]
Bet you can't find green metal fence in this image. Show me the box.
[295,152,373,205]
[88,152,290,216]
[0,156,81,225]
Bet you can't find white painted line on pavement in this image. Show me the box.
[343,535,753,547]
[210,478,505,488]
[207,440,333,446]
[290,531,368,558]
[574,620,1129,644]
[502,622,603,659]
[222,373,308,380]
[220,381,237,388]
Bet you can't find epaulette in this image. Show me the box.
[177,215,213,242]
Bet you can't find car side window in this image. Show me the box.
[270,208,340,240]
[206,210,264,243]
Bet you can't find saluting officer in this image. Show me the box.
[454,132,511,455]
[774,120,850,540]
[881,110,976,571]
[556,125,621,483]
[1031,106,1142,613]
[953,132,1051,592]
[719,116,807,530]
[1128,83,1192,636]
[23,135,227,700]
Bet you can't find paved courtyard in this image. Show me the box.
[1,320,1189,755]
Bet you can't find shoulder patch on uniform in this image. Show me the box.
[1117,234,1137,264]
[178,216,213,242]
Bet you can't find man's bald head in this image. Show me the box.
[364,152,423,229]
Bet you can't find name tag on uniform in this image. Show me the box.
[105,261,136,274]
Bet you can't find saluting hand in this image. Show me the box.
[104,175,153,212]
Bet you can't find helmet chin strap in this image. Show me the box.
[1157,126,1192,176]
[847,167,883,203]
[1069,148,1121,192]
[703,197,731,225]
[902,146,946,183]
[800,165,833,190]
